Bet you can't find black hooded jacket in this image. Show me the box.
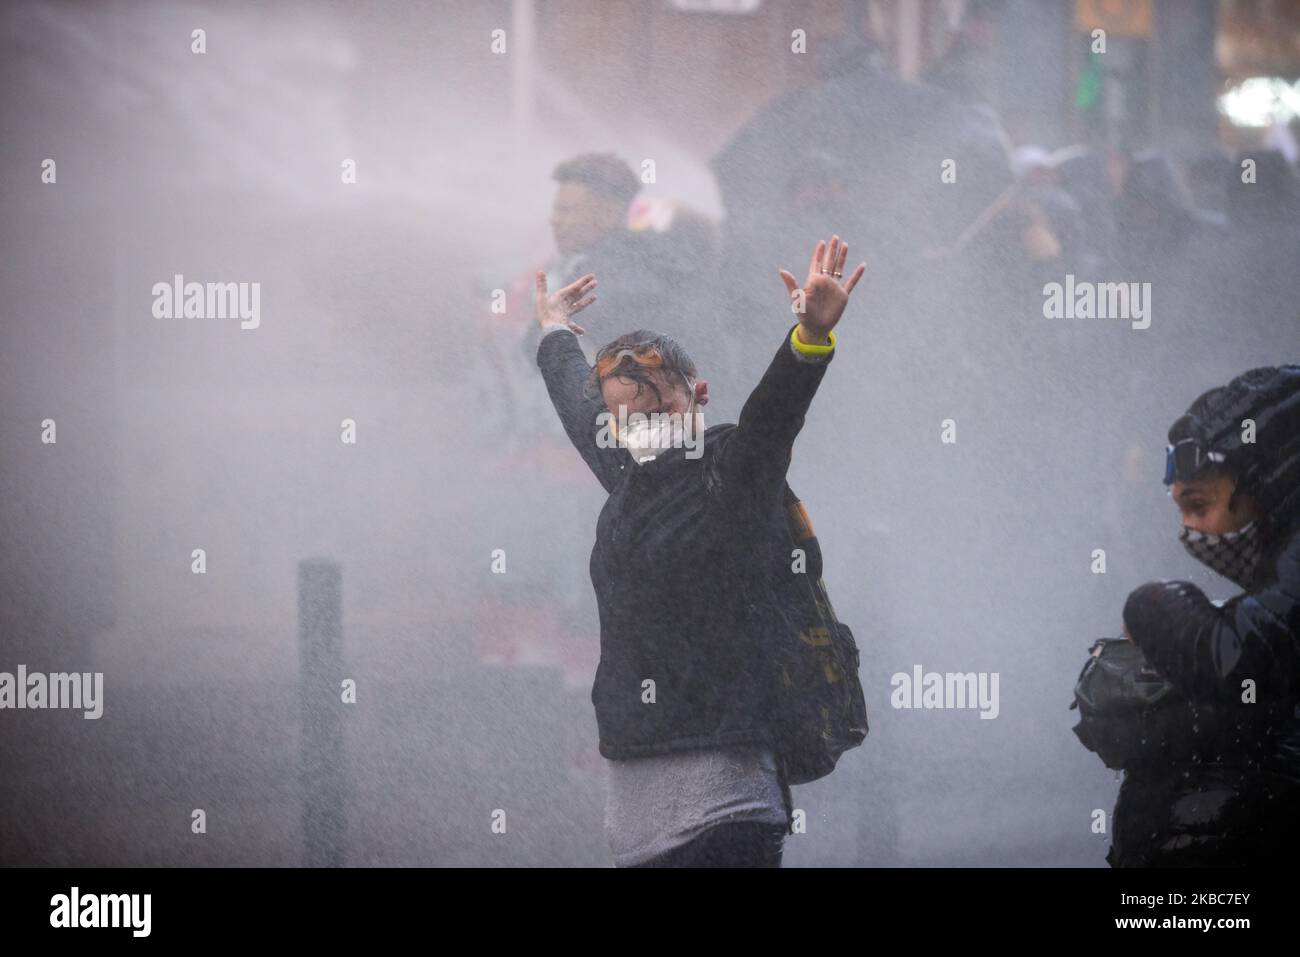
[536,323,833,759]
[1124,508,1300,773]
[1116,371,1300,865]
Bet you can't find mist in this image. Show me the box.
[3,0,1296,867]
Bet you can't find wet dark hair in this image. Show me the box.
[552,153,640,208]
[587,330,697,405]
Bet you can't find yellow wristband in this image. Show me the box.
[791,325,836,355]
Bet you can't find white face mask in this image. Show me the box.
[618,384,703,465]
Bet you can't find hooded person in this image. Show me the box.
[1054,145,1118,277]
[1113,365,1300,866]
[1116,150,1222,279]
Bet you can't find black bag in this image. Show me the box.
[762,485,869,786]
[1073,638,1298,773]
[1070,638,1200,770]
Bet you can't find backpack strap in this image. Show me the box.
[785,492,816,543]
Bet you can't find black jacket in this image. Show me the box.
[537,324,832,759]
[1117,508,1300,865]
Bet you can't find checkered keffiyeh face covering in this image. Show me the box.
[1180,521,1263,590]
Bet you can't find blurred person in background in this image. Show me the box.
[488,153,712,442]
[1052,145,1119,278]
[535,152,695,353]
[1167,147,1300,381]
[712,30,1013,384]
[1182,147,1235,226]
[922,0,1006,119]
[1115,150,1221,280]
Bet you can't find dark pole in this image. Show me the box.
[298,558,346,867]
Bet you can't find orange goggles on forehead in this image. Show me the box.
[595,343,665,379]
